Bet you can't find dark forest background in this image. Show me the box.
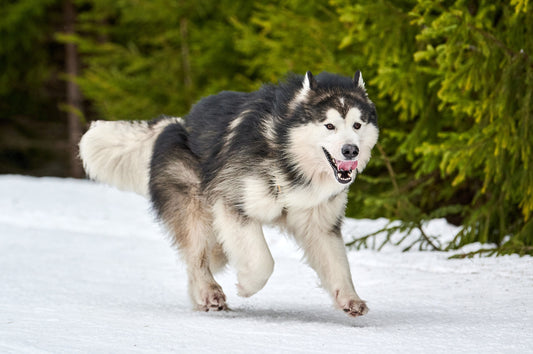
[1,0,531,254]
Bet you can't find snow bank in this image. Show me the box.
[1,176,532,353]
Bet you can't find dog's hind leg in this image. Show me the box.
[152,178,228,311]
[150,123,228,311]
[208,242,229,275]
[212,199,274,298]
[181,206,228,312]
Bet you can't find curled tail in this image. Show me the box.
[79,117,182,197]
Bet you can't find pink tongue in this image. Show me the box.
[338,160,358,171]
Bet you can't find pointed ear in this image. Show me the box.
[353,70,365,89]
[303,71,318,91]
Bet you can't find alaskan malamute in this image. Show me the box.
[79,71,379,317]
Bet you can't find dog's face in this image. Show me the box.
[287,71,379,185]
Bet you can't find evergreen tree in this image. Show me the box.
[221,0,533,253]
[69,0,255,120]
[0,0,69,176]
[16,0,529,254]
[332,0,533,254]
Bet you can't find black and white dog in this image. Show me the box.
[79,71,379,317]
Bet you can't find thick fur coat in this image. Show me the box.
[79,71,379,317]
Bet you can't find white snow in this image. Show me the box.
[1,175,532,353]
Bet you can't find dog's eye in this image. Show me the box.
[325,123,335,130]
[353,122,362,130]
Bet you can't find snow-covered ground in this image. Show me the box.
[1,175,532,353]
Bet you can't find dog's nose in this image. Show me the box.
[341,144,359,159]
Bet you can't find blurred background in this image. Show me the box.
[0,0,531,254]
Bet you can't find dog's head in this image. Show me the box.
[286,71,379,185]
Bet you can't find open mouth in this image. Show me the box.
[322,147,358,184]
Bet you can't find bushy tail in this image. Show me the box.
[79,117,181,197]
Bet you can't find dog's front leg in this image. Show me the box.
[212,200,274,297]
[287,208,368,317]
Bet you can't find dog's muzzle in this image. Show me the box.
[322,147,358,184]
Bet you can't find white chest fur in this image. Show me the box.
[241,176,284,222]
[241,174,348,223]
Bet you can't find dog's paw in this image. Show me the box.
[236,273,268,298]
[236,264,273,298]
[236,278,262,298]
[335,290,369,317]
[341,299,368,317]
[192,284,228,312]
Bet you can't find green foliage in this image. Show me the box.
[0,0,71,176]
[0,0,58,96]
[229,0,532,254]
[69,0,255,119]
[335,0,533,254]
[231,0,348,81]
[4,0,529,253]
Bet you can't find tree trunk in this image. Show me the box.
[63,0,84,178]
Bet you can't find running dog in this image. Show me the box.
[79,71,379,317]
